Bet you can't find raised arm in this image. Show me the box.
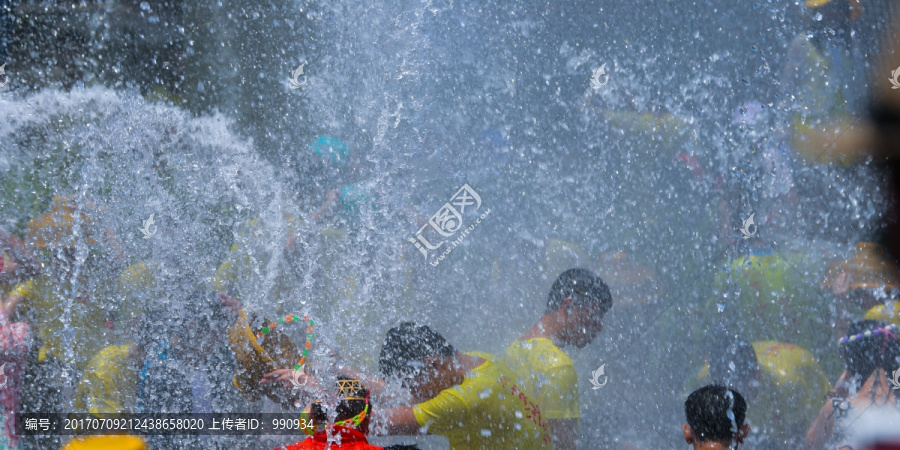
[377,405,420,436]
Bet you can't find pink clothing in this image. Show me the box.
[0,309,31,447]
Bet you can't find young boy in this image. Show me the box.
[376,322,552,449]
[683,385,750,450]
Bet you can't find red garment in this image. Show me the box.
[274,426,382,450]
[0,309,31,447]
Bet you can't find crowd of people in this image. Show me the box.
[1,0,900,449]
[3,201,900,449]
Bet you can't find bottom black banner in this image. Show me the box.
[20,413,316,436]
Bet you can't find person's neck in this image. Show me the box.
[519,314,564,347]
[433,353,485,392]
[455,352,485,372]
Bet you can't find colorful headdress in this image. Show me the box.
[839,323,899,344]
[305,378,370,435]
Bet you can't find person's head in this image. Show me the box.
[378,322,457,401]
[840,320,900,388]
[683,385,750,449]
[545,268,613,348]
[709,339,760,401]
[310,378,372,434]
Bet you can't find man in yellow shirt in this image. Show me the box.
[376,322,552,449]
[505,268,613,449]
[695,339,831,448]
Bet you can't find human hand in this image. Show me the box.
[262,368,315,390]
[2,294,22,317]
[833,369,851,398]
[218,292,241,317]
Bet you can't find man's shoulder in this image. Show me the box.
[506,338,574,370]
[465,351,515,380]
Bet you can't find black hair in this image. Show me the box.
[378,322,455,378]
[685,384,747,445]
[840,320,900,388]
[545,268,613,315]
[709,339,758,386]
[310,377,370,427]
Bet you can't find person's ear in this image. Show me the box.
[558,297,575,315]
[682,424,694,444]
[424,355,450,372]
[422,355,439,369]
[737,424,750,443]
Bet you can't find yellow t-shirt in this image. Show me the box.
[11,277,111,368]
[74,345,137,416]
[11,264,142,369]
[504,337,579,419]
[694,341,831,447]
[412,352,553,450]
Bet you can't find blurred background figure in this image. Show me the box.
[806,320,900,450]
[0,263,31,449]
[73,288,238,448]
[824,242,900,336]
[782,0,865,163]
[0,227,41,287]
